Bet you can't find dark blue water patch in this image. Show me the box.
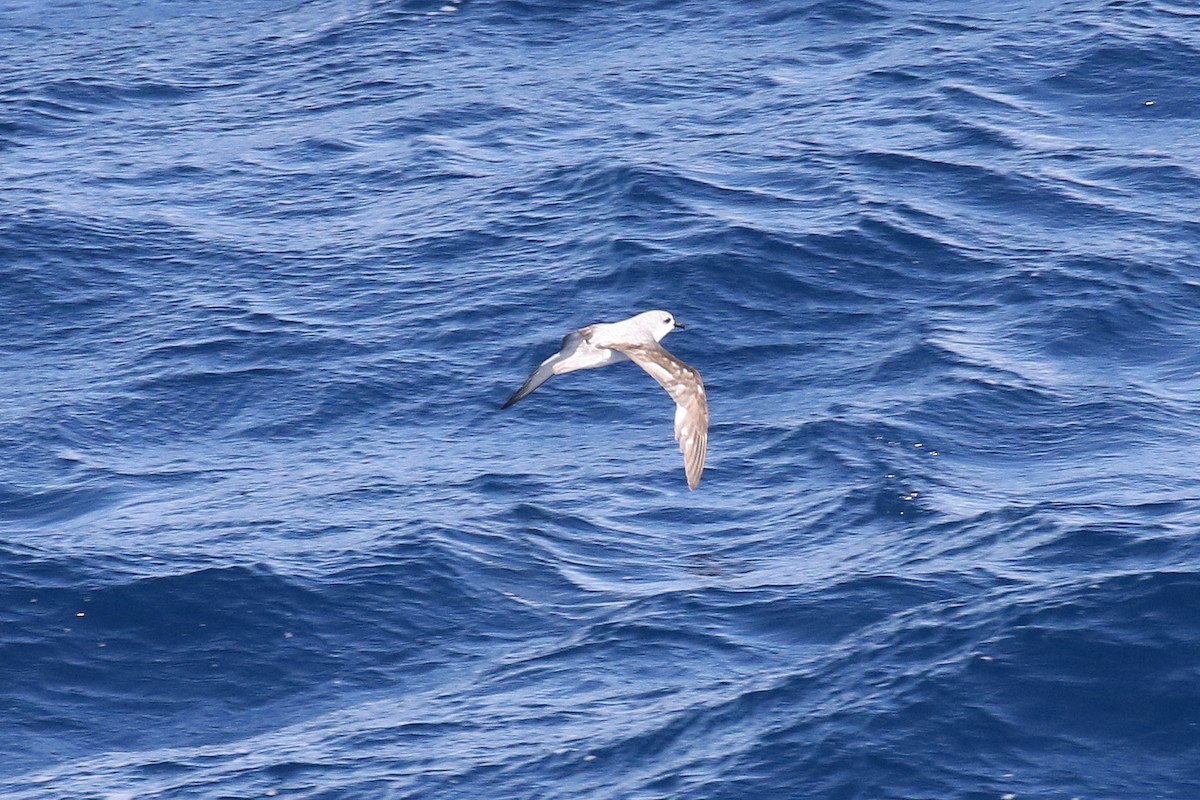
[86,162,213,188]
[866,332,979,385]
[0,564,341,715]
[0,544,96,596]
[665,570,1198,800]
[855,149,1158,232]
[980,572,1200,790]
[1015,265,1200,367]
[0,534,557,775]
[680,223,910,309]
[268,136,364,164]
[542,161,699,219]
[1040,296,1182,361]
[476,0,676,35]
[397,229,522,280]
[757,0,891,28]
[0,93,103,135]
[1089,160,1200,199]
[928,114,1027,154]
[38,77,197,110]
[0,211,244,345]
[1044,32,1200,97]
[0,481,124,528]
[468,575,981,778]
[722,575,958,648]
[912,379,1200,471]
[107,367,301,442]
[0,215,146,326]
[1021,516,1195,572]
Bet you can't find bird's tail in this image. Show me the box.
[501,360,556,409]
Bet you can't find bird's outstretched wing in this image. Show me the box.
[610,342,708,490]
[501,330,587,409]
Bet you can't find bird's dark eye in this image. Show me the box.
[663,318,671,323]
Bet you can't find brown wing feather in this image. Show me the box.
[610,342,709,490]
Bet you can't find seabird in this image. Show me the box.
[502,310,708,490]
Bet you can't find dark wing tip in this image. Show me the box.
[501,388,528,409]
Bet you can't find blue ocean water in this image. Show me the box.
[3,0,1200,796]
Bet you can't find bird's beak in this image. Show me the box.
[674,321,686,330]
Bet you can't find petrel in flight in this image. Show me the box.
[502,310,708,490]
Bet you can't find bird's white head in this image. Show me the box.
[636,310,685,342]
